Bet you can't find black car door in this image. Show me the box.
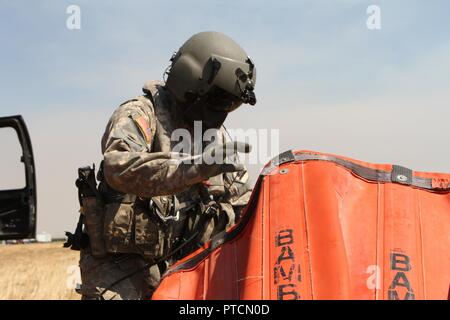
[0,115,36,240]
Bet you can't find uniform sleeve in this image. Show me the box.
[101,101,199,198]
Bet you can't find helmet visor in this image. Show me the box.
[209,54,257,105]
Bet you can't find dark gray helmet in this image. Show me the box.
[165,31,257,109]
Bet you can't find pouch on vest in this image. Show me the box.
[103,199,167,260]
[76,165,108,258]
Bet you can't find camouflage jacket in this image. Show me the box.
[99,80,251,259]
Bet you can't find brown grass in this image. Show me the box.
[0,241,80,300]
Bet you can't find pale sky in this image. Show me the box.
[1,0,449,238]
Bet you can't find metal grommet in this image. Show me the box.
[279,168,289,175]
[397,174,408,182]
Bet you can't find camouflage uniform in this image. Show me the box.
[79,80,251,300]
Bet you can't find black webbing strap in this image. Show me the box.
[262,151,450,191]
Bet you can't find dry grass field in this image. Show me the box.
[0,241,80,300]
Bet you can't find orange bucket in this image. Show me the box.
[153,150,450,300]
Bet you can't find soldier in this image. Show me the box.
[76,31,257,300]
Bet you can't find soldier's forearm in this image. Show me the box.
[103,142,250,197]
[102,151,195,197]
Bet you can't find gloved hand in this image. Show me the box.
[178,141,251,185]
